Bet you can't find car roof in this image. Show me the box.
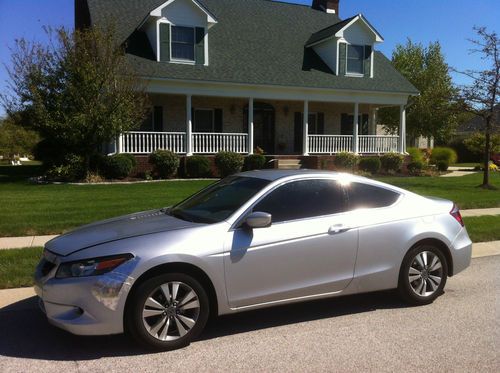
[237,169,347,181]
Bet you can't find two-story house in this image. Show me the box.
[76,0,418,165]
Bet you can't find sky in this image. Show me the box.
[0,0,499,117]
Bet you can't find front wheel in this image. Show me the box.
[126,273,209,350]
[398,245,448,305]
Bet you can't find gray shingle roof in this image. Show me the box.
[84,0,418,94]
[305,15,356,46]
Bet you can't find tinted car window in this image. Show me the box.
[170,176,270,223]
[345,182,400,210]
[253,179,346,223]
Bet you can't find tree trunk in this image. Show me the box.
[482,116,491,188]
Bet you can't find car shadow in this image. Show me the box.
[0,291,407,361]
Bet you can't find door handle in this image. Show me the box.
[328,224,351,234]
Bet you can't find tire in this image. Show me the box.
[125,273,209,351]
[398,244,448,305]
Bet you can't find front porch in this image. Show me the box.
[116,94,407,156]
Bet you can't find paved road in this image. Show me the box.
[1,257,498,372]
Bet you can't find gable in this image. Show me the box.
[160,0,207,26]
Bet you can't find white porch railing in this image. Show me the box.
[308,135,353,154]
[192,133,248,154]
[359,135,399,154]
[121,132,186,154]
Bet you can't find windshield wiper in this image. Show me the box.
[168,209,195,222]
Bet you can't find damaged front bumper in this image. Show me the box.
[34,250,138,336]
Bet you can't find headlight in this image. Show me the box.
[56,254,134,279]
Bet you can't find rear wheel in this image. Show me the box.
[398,244,448,305]
[126,273,209,350]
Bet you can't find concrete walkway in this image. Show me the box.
[460,208,500,217]
[1,241,499,310]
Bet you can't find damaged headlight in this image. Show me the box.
[56,254,134,279]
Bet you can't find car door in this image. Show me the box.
[224,178,359,309]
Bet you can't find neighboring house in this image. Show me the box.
[76,0,418,160]
[456,104,500,136]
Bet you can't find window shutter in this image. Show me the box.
[195,27,205,65]
[214,109,223,132]
[317,113,325,134]
[153,106,163,131]
[159,23,170,62]
[339,43,347,76]
[294,112,302,153]
[364,45,372,77]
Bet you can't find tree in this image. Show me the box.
[0,115,40,161]
[379,40,459,143]
[1,26,149,174]
[454,27,499,189]
[464,132,500,156]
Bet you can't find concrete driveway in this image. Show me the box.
[0,256,498,372]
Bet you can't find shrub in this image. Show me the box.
[380,152,404,173]
[430,147,457,165]
[407,147,424,163]
[244,154,266,171]
[186,155,211,178]
[358,157,381,174]
[214,151,244,177]
[436,160,449,172]
[149,150,180,179]
[45,154,85,181]
[333,152,359,171]
[103,154,136,179]
[407,161,424,175]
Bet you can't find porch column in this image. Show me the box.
[302,100,309,155]
[399,105,406,154]
[186,94,193,156]
[353,102,359,153]
[248,98,254,155]
[117,134,123,154]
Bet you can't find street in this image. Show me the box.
[1,256,498,372]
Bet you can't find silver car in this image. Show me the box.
[34,170,472,350]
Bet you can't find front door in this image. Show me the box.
[244,103,275,154]
[224,178,358,309]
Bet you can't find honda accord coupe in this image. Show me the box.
[35,170,472,350]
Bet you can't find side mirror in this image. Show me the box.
[245,212,272,229]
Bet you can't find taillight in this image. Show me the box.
[450,203,464,227]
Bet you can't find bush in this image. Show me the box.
[407,161,424,175]
[358,157,381,174]
[448,136,482,163]
[214,151,244,177]
[430,147,457,165]
[436,160,449,172]
[103,154,136,179]
[149,150,180,179]
[407,147,424,163]
[45,154,85,182]
[244,154,266,171]
[186,155,211,178]
[380,152,404,173]
[333,152,359,171]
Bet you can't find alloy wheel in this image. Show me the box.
[142,281,200,341]
[408,250,444,297]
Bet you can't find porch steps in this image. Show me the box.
[276,159,302,170]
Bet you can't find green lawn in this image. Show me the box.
[0,165,498,237]
[0,247,43,289]
[463,216,500,243]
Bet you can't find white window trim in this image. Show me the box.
[157,20,208,65]
[193,108,216,132]
[346,44,365,77]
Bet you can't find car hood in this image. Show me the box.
[45,209,200,256]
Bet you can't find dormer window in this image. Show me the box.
[171,26,195,61]
[346,45,364,75]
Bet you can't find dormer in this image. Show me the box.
[138,0,218,65]
[306,14,384,78]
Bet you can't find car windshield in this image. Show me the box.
[168,176,270,224]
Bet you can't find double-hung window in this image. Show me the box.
[346,45,364,75]
[194,109,214,132]
[171,26,195,61]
